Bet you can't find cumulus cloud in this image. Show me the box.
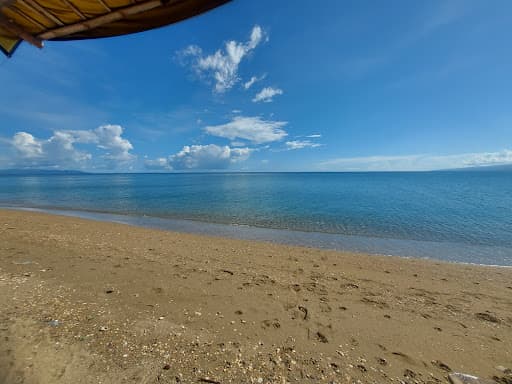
[204,116,288,144]
[144,157,171,170]
[243,74,266,90]
[252,87,283,103]
[317,150,512,172]
[12,132,43,159]
[285,140,322,150]
[4,125,134,169]
[462,150,512,167]
[93,125,134,162]
[144,144,252,171]
[179,25,265,93]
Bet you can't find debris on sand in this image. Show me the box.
[449,373,496,384]
[315,331,328,343]
[432,360,451,372]
[475,312,500,324]
[199,378,221,384]
[47,319,60,327]
[298,305,308,320]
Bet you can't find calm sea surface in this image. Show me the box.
[1,172,511,266]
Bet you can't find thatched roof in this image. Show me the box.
[0,0,229,57]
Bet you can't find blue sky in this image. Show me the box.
[1,0,512,171]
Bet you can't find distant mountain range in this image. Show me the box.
[0,169,89,176]
[0,165,510,175]
[450,163,512,172]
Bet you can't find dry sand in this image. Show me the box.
[0,209,511,384]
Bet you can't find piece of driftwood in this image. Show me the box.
[449,373,496,384]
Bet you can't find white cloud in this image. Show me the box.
[244,77,257,90]
[44,131,93,165]
[4,125,134,169]
[317,150,512,172]
[204,116,288,144]
[252,87,283,103]
[243,74,266,90]
[144,144,252,170]
[144,157,171,170]
[179,25,265,93]
[12,132,43,159]
[462,150,512,167]
[285,140,322,150]
[306,134,322,138]
[180,44,202,57]
[93,125,134,162]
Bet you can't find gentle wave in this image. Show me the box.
[3,205,512,267]
[1,172,512,265]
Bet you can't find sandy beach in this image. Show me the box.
[0,209,511,384]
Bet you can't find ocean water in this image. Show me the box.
[1,172,511,266]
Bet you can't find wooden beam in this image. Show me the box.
[60,0,86,20]
[39,0,164,40]
[4,5,48,29]
[0,13,43,47]
[18,0,64,26]
[96,0,111,12]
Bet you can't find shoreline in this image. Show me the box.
[2,206,511,267]
[1,209,511,383]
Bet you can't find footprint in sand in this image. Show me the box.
[404,369,419,379]
[475,311,500,324]
[432,359,451,372]
[262,319,280,329]
[341,283,359,289]
[297,305,309,320]
[315,331,328,343]
[392,351,415,365]
[376,357,388,366]
[361,296,389,309]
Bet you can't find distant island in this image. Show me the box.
[448,163,512,172]
[0,169,89,176]
[0,165,511,175]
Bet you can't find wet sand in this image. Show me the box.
[0,209,511,383]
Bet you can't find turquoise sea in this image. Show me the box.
[1,172,511,266]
